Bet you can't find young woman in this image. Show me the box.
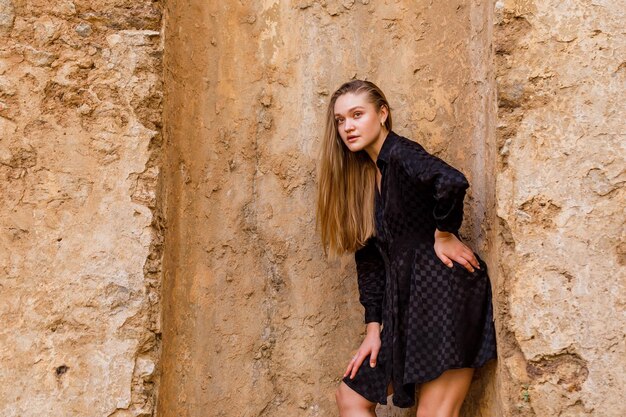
[316,80,497,416]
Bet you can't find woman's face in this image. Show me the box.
[334,92,387,154]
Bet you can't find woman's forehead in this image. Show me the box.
[334,92,372,115]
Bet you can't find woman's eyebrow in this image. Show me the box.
[334,106,365,116]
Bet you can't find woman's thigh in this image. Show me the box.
[336,381,377,411]
[335,381,394,411]
[416,368,474,417]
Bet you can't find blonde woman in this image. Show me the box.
[316,80,497,416]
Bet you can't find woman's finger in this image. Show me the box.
[350,353,367,379]
[343,363,352,378]
[370,347,379,368]
[458,250,480,270]
[455,257,475,273]
[343,357,355,377]
[469,255,480,269]
[344,353,359,377]
[437,253,453,268]
[436,238,481,271]
[460,247,480,269]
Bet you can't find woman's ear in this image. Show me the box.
[380,105,389,125]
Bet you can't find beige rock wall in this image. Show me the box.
[159,1,497,416]
[0,1,163,416]
[494,1,625,416]
[4,0,623,416]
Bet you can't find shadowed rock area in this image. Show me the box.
[158,1,496,416]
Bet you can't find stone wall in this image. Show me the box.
[158,1,496,416]
[2,0,624,416]
[494,0,625,416]
[0,1,163,415]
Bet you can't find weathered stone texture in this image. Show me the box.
[0,1,163,416]
[494,0,625,416]
[4,0,624,415]
[159,1,496,416]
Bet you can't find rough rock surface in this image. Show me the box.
[3,0,624,416]
[158,1,496,416]
[0,1,163,416]
[494,0,626,416]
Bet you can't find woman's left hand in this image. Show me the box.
[433,229,481,273]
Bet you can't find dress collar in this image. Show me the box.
[375,129,399,169]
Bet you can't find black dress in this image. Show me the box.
[341,130,497,408]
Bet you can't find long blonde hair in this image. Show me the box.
[315,80,393,258]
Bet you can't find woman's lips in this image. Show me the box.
[347,136,359,142]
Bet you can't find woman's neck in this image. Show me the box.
[364,128,389,164]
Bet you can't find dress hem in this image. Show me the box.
[342,355,499,410]
[342,375,389,406]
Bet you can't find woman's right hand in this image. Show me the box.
[344,323,382,379]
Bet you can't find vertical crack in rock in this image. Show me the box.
[495,214,537,417]
[109,4,164,416]
[494,11,532,169]
[494,7,538,417]
[123,30,164,417]
[248,86,286,417]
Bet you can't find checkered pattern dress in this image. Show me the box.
[342,130,497,408]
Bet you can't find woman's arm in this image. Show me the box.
[397,140,470,235]
[344,323,382,379]
[354,237,386,324]
[343,237,385,379]
[398,140,479,271]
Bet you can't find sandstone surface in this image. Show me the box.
[2,1,624,416]
[0,1,163,415]
[494,0,626,416]
[159,1,497,416]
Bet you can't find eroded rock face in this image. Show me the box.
[159,1,496,416]
[494,1,626,416]
[3,0,623,416]
[0,1,163,416]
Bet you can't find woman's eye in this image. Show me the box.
[354,112,362,117]
[336,119,344,124]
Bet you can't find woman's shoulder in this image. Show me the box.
[388,131,468,183]
[387,131,432,165]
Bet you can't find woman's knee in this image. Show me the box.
[335,382,358,409]
[335,382,376,412]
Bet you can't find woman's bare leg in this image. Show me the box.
[335,381,377,417]
[415,368,474,417]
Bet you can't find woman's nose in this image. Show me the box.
[344,119,353,131]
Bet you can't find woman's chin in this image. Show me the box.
[345,139,365,151]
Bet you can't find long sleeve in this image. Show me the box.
[399,141,470,235]
[354,237,386,324]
